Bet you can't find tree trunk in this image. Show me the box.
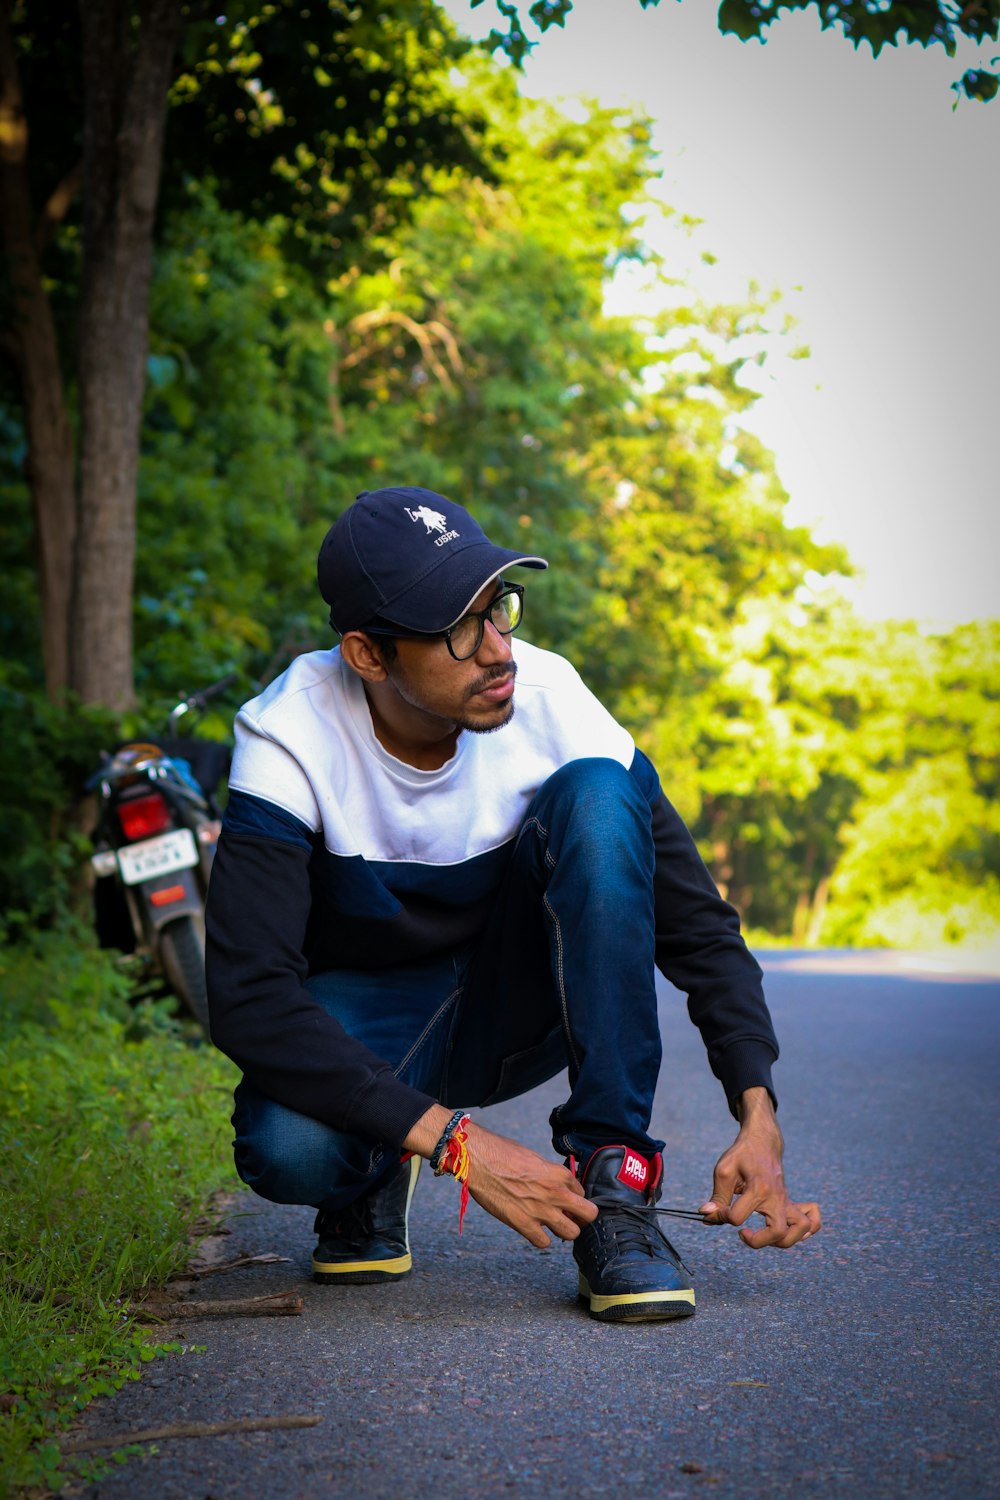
[805,873,831,947]
[705,799,734,902]
[0,0,77,697]
[71,0,182,709]
[791,840,817,944]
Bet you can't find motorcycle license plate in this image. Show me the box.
[117,828,198,886]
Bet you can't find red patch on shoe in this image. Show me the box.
[617,1149,649,1192]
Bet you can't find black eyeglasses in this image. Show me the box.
[362,584,525,661]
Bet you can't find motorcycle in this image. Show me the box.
[88,676,236,1029]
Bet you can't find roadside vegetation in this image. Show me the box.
[0,930,238,1495]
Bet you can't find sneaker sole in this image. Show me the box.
[578,1272,696,1322]
[312,1252,412,1284]
[312,1157,420,1286]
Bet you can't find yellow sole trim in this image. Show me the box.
[579,1274,695,1313]
[313,1252,412,1276]
[313,1157,422,1279]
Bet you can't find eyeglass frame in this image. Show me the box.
[355,582,525,662]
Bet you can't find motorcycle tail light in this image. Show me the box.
[117,793,171,841]
[150,884,186,907]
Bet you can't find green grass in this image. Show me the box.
[0,929,240,1496]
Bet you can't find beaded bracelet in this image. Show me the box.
[430,1108,469,1173]
[431,1110,472,1232]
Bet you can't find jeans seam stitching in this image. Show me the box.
[393,985,462,1079]
[522,814,556,869]
[543,881,581,1073]
[530,814,579,1070]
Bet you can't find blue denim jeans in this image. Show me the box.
[233,758,664,1213]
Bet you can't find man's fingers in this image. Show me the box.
[468,1164,596,1249]
[549,1170,595,1215]
[700,1161,743,1220]
[740,1220,803,1249]
[506,1197,591,1248]
[739,1218,789,1249]
[701,1183,757,1226]
[722,1191,760,1227]
[787,1201,822,1241]
[566,1195,599,1224]
[739,1199,823,1249]
[473,1192,554,1249]
[798,1201,823,1234]
[520,1221,552,1250]
[543,1208,591,1242]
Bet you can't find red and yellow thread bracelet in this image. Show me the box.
[431,1110,472,1232]
[429,1109,467,1170]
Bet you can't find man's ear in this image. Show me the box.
[340,631,390,682]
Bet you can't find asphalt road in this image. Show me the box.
[71,951,999,1500]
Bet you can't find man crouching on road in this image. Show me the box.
[205,485,821,1323]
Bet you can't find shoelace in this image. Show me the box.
[587,1196,703,1269]
[648,1206,710,1221]
[588,1195,710,1223]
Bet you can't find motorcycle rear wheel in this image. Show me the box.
[159,916,210,1033]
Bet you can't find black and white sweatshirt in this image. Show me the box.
[205,639,778,1147]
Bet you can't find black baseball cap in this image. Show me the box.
[317,486,547,634]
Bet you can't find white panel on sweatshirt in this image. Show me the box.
[228,639,634,867]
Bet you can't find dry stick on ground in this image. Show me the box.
[139,1291,302,1320]
[186,1253,291,1278]
[61,1415,321,1454]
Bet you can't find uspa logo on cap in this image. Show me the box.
[317,484,547,633]
[405,504,460,547]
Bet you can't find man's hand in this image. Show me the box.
[699,1087,822,1249]
[403,1105,596,1249]
[464,1122,597,1248]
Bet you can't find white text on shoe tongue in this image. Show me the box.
[617,1151,649,1191]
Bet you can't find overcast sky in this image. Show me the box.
[441,0,999,626]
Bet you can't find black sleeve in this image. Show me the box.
[631,751,779,1115]
[204,826,437,1147]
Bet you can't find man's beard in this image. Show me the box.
[458,699,515,734]
[458,661,517,734]
[380,657,517,736]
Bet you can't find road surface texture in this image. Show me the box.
[69,951,998,1500]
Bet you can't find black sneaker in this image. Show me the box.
[312,1155,420,1284]
[573,1146,696,1322]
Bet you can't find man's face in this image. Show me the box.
[377,580,518,736]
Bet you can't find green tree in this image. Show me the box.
[0,0,183,704]
[561,338,856,932]
[136,190,329,697]
[303,63,665,635]
[0,0,484,709]
[684,591,884,937]
[8,16,990,954]
[312,61,880,942]
[474,0,1000,100]
[122,66,665,695]
[820,621,1000,947]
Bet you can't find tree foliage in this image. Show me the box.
[818,621,1000,946]
[474,0,1000,100]
[164,0,488,270]
[0,0,491,709]
[0,6,995,950]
